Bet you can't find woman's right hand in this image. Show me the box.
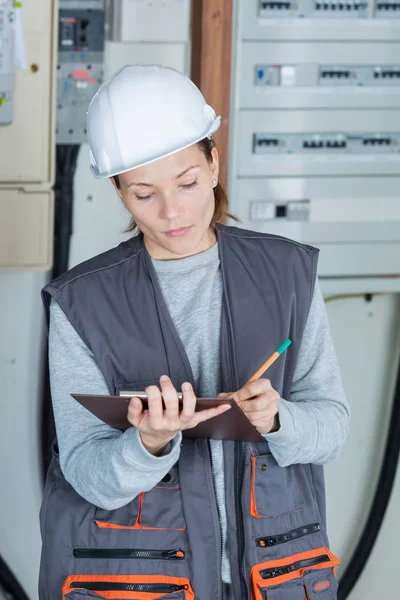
[127,375,231,456]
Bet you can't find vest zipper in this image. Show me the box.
[256,523,321,548]
[72,548,185,560]
[260,553,331,580]
[208,440,224,600]
[69,581,189,593]
[235,441,249,600]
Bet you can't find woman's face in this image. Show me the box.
[113,144,219,260]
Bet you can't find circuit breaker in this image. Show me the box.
[57,0,104,144]
[0,0,14,124]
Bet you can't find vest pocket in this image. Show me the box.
[262,580,305,599]
[250,547,339,600]
[62,574,194,599]
[140,465,186,530]
[251,454,304,518]
[94,465,186,531]
[94,497,140,530]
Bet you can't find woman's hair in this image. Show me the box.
[113,137,239,233]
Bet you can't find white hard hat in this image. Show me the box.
[87,64,221,179]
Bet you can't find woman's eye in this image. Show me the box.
[182,180,198,190]
[136,193,152,201]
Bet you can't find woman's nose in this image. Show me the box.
[160,195,185,221]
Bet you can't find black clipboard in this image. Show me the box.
[71,393,265,443]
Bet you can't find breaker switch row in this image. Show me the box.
[376,2,400,9]
[321,70,351,79]
[362,137,393,145]
[256,138,281,147]
[303,139,347,149]
[315,1,367,8]
[374,70,400,78]
[260,1,291,8]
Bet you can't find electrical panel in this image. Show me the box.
[258,0,370,18]
[57,0,104,144]
[238,110,400,177]
[242,0,400,41]
[0,0,14,124]
[232,176,400,277]
[241,44,400,108]
[229,0,400,277]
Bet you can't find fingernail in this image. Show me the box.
[160,375,169,382]
[222,405,231,411]
[182,382,191,391]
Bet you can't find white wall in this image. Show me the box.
[322,290,400,598]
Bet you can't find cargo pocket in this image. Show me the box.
[251,454,304,518]
[140,464,186,530]
[62,574,194,599]
[94,496,140,530]
[304,569,338,599]
[250,547,339,600]
[94,465,186,531]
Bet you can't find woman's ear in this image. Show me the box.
[210,146,219,182]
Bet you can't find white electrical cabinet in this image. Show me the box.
[0,0,57,270]
[229,0,400,281]
[241,42,400,108]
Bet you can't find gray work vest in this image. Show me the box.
[40,224,339,600]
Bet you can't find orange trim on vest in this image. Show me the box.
[314,579,331,592]
[250,547,340,600]
[94,520,186,531]
[250,457,268,519]
[94,492,186,531]
[62,574,195,599]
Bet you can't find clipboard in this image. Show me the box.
[71,393,265,443]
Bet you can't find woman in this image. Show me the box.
[40,65,350,600]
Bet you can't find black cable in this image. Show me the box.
[338,346,400,599]
[0,554,30,600]
[41,144,80,483]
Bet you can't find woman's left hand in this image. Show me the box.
[218,379,280,434]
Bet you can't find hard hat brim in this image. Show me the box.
[90,116,221,179]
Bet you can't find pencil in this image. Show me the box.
[245,339,292,385]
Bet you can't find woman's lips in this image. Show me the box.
[165,226,192,237]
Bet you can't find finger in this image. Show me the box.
[238,397,266,413]
[180,382,197,423]
[217,392,232,398]
[127,397,144,426]
[192,404,231,425]
[238,394,279,414]
[146,385,163,426]
[235,378,274,402]
[159,375,180,420]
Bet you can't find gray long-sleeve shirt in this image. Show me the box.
[48,241,350,583]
